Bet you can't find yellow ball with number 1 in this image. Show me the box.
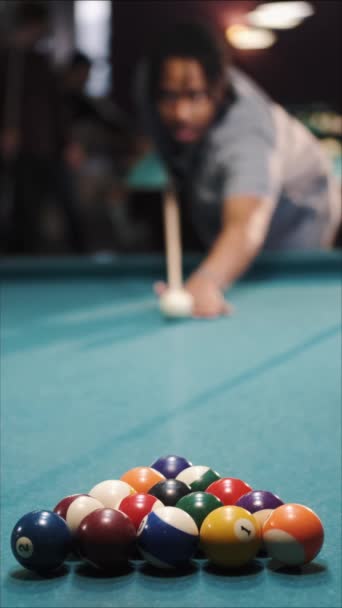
[200,505,262,568]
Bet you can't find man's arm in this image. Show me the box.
[198,194,273,288]
[186,195,274,317]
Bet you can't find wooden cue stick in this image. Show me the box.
[163,189,183,290]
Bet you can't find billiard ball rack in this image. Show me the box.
[10,456,324,576]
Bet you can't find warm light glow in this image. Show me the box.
[247,2,314,30]
[226,25,277,50]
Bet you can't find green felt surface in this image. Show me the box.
[1,253,341,608]
[126,152,169,190]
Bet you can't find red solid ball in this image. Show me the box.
[75,508,136,570]
[206,478,253,505]
[118,493,163,530]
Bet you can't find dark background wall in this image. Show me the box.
[111,0,342,114]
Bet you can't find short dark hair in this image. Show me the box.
[146,21,229,101]
[69,50,92,70]
[13,1,49,28]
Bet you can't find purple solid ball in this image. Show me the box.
[235,490,284,512]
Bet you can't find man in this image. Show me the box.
[62,51,93,125]
[139,22,341,318]
[0,1,85,253]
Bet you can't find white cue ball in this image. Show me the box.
[89,480,135,509]
[159,289,193,318]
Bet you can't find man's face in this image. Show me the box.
[156,58,222,144]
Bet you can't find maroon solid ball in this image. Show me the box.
[53,494,85,520]
[75,508,136,570]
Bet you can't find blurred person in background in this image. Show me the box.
[62,50,93,127]
[61,49,153,252]
[62,49,137,176]
[0,1,86,254]
[138,22,341,317]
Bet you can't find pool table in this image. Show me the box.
[1,251,341,608]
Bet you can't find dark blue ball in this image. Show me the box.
[11,510,72,573]
[151,455,192,478]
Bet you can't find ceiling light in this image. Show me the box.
[226,25,277,49]
[247,2,314,30]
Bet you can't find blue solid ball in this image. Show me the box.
[11,510,72,573]
[150,455,192,478]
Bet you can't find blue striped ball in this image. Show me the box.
[137,506,198,568]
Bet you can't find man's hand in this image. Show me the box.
[186,271,233,318]
[154,272,233,319]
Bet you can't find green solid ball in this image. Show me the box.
[176,492,223,530]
